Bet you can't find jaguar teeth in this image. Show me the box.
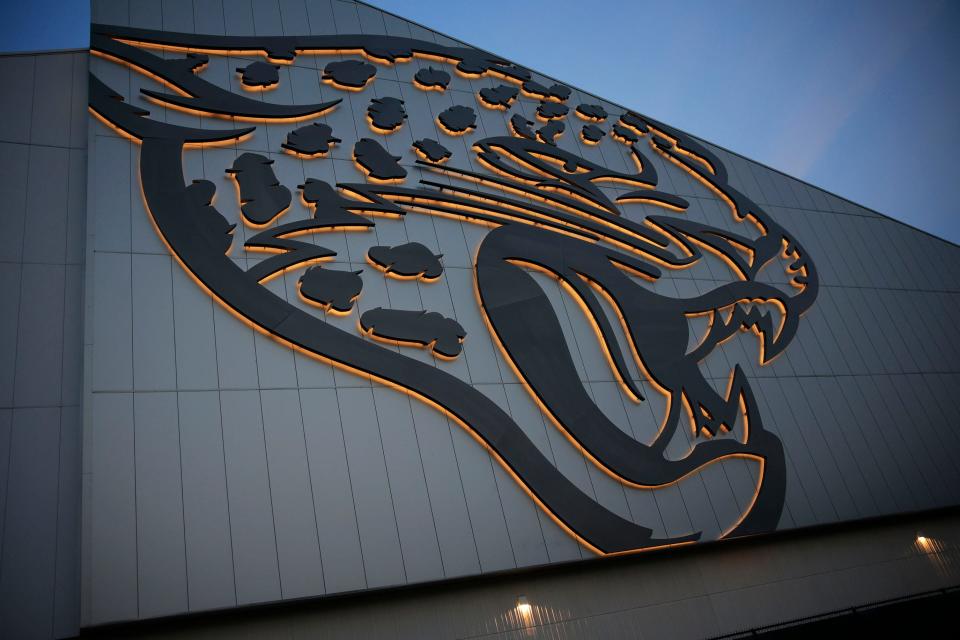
[726,299,788,343]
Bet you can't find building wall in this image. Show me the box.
[75,0,960,632]
[89,508,960,639]
[0,49,88,638]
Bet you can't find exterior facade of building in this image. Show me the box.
[1,1,958,638]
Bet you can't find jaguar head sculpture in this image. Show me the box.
[88,23,817,555]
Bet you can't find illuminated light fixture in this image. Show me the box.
[916,531,931,549]
[516,595,532,616]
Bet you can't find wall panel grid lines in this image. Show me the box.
[0,49,88,640]
[68,0,960,634]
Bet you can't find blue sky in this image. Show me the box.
[3,0,957,243]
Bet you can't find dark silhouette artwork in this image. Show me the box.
[89,32,341,119]
[353,138,406,182]
[282,122,341,157]
[298,177,389,227]
[413,66,450,91]
[547,84,571,101]
[509,113,536,140]
[187,179,235,255]
[299,266,364,314]
[650,134,674,150]
[412,138,452,163]
[360,308,466,358]
[537,101,569,120]
[367,96,407,133]
[478,84,518,109]
[576,103,608,121]
[580,124,605,144]
[522,80,570,101]
[225,153,292,227]
[367,242,444,280]
[536,121,564,145]
[437,105,477,135]
[237,61,280,88]
[323,59,377,90]
[90,23,821,557]
[611,123,640,144]
[619,111,649,134]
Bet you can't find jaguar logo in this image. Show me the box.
[88,24,817,555]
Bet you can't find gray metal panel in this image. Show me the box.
[88,392,138,624]
[133,392,188,618]
[90,251,133,392]
[12,263,65,407]
[832,376,910,513]
[782,378,859,521]
[337,386,407,588]
[278,0,310,35]
[405,398,482,578]
[371,387,446,583]
[223,0,255,35]
[260,389,326,599]
[802,378,880,519]
[53,405,82,638]
[193,0,227,34]
[902,374,960,495]
[760,377,838,523]
[91,0,128,24]
[0,410,9,562]
[219,390,282,605]
[22,145,70,261]
[252,0,284,35]
[305,0,337,35]
[129,0,162,29]
[68,53,89,148]
[29,54,75,147]
[0,142,29,264]
[212,301,260,390]
[299,388,367,593]
[0,49,87,638]
[162,0,195,32]
[177,391,237,612]
[132,254,177,391]
[62,296,82,394]
[651,480,695,540]
[172,266,220,390]
[65,148,87,265]
[858,375,936,510]
[90,136,132,254]
[0,408,60,638]
[130,155,167,255]
[331,0,362,33]
[870,375,943,506]
[253,284,299,389]
[0,55,35,145]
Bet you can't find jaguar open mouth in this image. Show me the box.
[689,297,790,365]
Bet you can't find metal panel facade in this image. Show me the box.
[75,0,960,628]
[0,50,88,639]
[0,1,958,637]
